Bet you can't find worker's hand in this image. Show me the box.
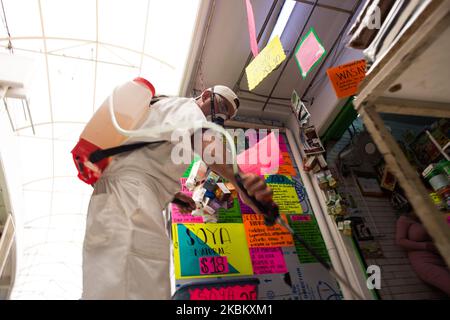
[238,173,273,214]
[173,192,196,214]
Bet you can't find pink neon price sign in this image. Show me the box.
[189,284,258,300]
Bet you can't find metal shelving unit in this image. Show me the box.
[354,0,450,267]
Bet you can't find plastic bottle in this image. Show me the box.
[71,77,155,184]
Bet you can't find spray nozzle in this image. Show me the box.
[234,174,280,226]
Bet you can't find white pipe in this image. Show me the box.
[108,86,239,175]
[285,129,356,300]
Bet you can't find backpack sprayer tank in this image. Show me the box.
[71,77,155,184]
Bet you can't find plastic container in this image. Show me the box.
[437,185,450,210]
[71,77,155,184]
[424,161,450,211]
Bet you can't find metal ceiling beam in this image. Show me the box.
[239,96,291,108]
[0,36,175,69]
[261,0,320,111]
[0,45,139,68]
[46,41,93,54]
[293,0,353,14]
[239,89,291,101]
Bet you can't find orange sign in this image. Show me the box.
[327,59,366,98]
[277,152,296,176]
[243,214,294,248]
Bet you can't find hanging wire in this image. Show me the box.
[0,0,13,53]
[237,89,292,101]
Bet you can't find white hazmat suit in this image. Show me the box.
[82,97,206,299]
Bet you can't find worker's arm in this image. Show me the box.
[209,163,273,213]
[193,129,273,214]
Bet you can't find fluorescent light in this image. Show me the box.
[268,0,296,43]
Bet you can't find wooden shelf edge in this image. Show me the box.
[359,105,450,268]
[355,1,450,108]
[373,97,450,118]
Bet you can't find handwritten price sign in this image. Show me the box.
[199,256,229,275]
[189,284,257,300]
[326,59,366,98]
[245,36,286,90]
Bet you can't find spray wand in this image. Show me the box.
[234,175,364,300]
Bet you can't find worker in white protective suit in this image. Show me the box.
[82,85,274,299]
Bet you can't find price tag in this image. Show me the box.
[245,36,286,90]
[290,215,311,222]
[189,284,257,300]
[199,256,229,275]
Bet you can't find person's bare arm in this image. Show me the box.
[396,216,427,251]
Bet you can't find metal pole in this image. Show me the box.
[3,98,16,132]
[239,96,291,108]
[25,99,36,135]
